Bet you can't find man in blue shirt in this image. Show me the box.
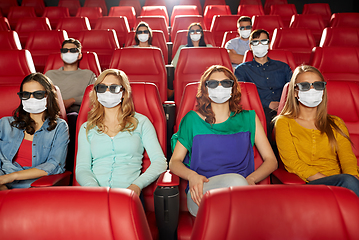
[235,29,292,138]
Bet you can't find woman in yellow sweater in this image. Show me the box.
[275,65,359,196]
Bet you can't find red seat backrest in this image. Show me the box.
[75,7,102,29]
[108,6,136,30]
[119,0,141,16]
[179,0,202,14]
[310,46,359,82]
[302,3,331,27]
[0,0,18,17]
[252,15,284,40]
[203,5,231,30]
[269,4,297,27]
[21,0,45,17]
[264,0,288,15]
[0,17,11,30]
[210,15,239,47]
[240,0,262,5]
[203,0,226,10]
[83,0,108,16]
[15,17,51,47]
[0,187,152,240]
[171,5,200,26]
[109,48,167,102]
[7,6,37,29]
[192,185,359,240]
[221,30,239,47]
[136,16,169,42]
[329,12,359,28]
[0,30,22,50]
[290,14,325,46]
[56,17,91,40]
[144,0,166,7]
[42,7,70,29]
[140,6,169,27]
[174,47,232,107]
[58,0,81,17]
[94,16,130,48]
[237,4,264,18]
[243,49,296,71]
[320,27,359,48]
[171,15,204,41]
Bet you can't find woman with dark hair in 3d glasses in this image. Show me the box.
[0,73,69,190]
[75,69,167,197]
[169,65,277,216]
[275,65,359,196]
[133,21,153,47]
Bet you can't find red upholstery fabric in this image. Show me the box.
[210,15,239,47]
[21,0,45,17]
[171,5,200,26]
[264,0,288,15]
[136,16,169,42]
[0,0,18,17]
[77,29,119,70]
[84,0,108,16]
[179,0,202,14]
[302,3,331,27]
[191,185,359,240]
[270,27,316,66]
[269,3,297,27]
[203,5,231,30]
[95,16,130,48]
[43,52,102,76]
[0,17,11,30]
[75,7,103,28]
[174,47,232,108]
[320,27,359,48]
[310,46,359,82]
[0,49,36,84]
[7,6,36,29]
[290,14,325,46]
[203,0,226,10]
[42,7,70,29]
[58,0,81,17]
[141,6,169,27]
[119,0,141,16]
[172,30,216,59]
[144,0,166,7]
[252,15,284,40]
[108,6,136,30]
[330,12,359,28]
[171,15,204,41]
[237,4,264,18]
[0,187,153,240]
[15,17,51,47]
[56,17,91,40]
[243,49,296,71]
[0,30,22,50]
[221,30,238,47]
[25,30,68,73]
[240,0,262,5]
[125,30,168,64]
[109,48,167,102]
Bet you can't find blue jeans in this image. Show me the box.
[307,174,359,197]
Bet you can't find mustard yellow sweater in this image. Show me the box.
[275,115,359,182]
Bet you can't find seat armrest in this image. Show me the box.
[157,170,180,187]
[272,168,306,185]
[31,171,72,187]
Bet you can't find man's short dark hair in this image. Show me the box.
[249,29,270,42]
[62,38,82,51]
[237,16,252,26]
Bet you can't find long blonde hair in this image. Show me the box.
[86,69,138,135]
[278,65,350,150]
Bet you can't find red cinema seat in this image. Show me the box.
[56,17,91,40]
[172,29,216,59]
[7,6,37,29]
[264,0,287,15]
[84,0,108,16]
[192,185,359,240]
[237,4,264,18]
[203,5,231,30]
[240,0,262,5]
[74,83,166,239]
[119,0,141,16]
[109,48,167,102]
[269,3,297,27]
[221,30,239,47]
[136,16,169,42]
[252,15,284,40]
[243,49,296,71]
[302,3,331,27]
[173,47,232,108]
[271,27,316,66]
[125,30,168,64]
[330,12,359,28]
[0,30,22,50]
[320,27,359,48]
[0,17,11,30]
[0,0,18,17]
[144,0,166,7]
[21,0,45,17]
[25,30,68,73]
[141,6,169,27]
[203,0,226,10]
[210,14,238,47]
[58,0,81,17]
[77,29,119,70]
[95,16,130,48]
[108,6,136,30]
[76,7,102,29]
[44,52,102,77]
[171,5,200,26]
[310,46,359,82]
[179,0,202,14]
[15,17,51,47]
[290,14,325,46]
[171,15,204,42]
[0,187,153,240]
[42,7,70,29]
[0,49,35,85]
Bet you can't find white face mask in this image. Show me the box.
[97,91,123,108]
[208,86,232,104]
[298,88,323,108]
[190,33,201,42]
[61,52,79,64]
[138,34,149,43]
[22,97,47,114]
[240,29,251,39]
[252,44,269,58]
